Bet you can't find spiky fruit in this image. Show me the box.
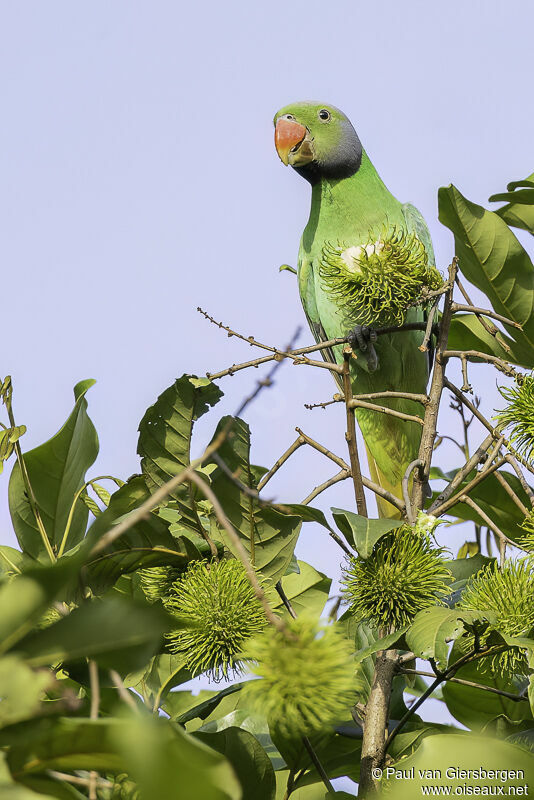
[243,615,355,736]
[458,559,534,676]
[495,375,534,462]
[165,559,268,680]
[318,228,442,327]
[341,526,452,630]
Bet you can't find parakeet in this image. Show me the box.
[274,102,441,518]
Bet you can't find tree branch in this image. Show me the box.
[342,346,368,516]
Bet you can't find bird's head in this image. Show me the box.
[273,102,362,183]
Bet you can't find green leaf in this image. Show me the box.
[209,417,301,582]
[490,172,534,235]
[384,734,534,798]
[0,751,58,799]
[447,553,493,582]
[8,380,98,560]
[195,727,276,800]
[127,653,192,707]
[331,508,404,558]
[406,607,492,670]
[353,627,409,665]
[113,715,241,800]
[438,184,534,358]
[1,717,128,776]
[448,313,534,369]
[0,655,53,728]
[137,374,223,532]
[273,560,331,618]
[163,684,243,726]
[488,188,534,205]
[0,559,80,655]
[15,595,174,673]
[83,476,212,594]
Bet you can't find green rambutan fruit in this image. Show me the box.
[341,526,452,631]
[243,615,356,736]
[318,228,443,328]
[495,375,534,462]
[138,565,183,604]
[165,559,268,680]
[457,559,534,676]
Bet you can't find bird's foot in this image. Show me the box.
[346,325,379,372]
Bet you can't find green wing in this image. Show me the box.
[402,202,435,266]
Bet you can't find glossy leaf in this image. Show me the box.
[113,714,241,800]
[127,653,192,707]
[0,655,52,728]
[195,727,276,800]
[8,380,98,560]
[137,375,223,532]
[438,184,534,358]
[82,476,213,594]
[273,560,331,619]
[15,595,174,673]
[384,734,534,798]
[448,313,534,368]
[0,559,79,656]
[490,172,534,235]
[331,508,403,558]
[353,627,409,665]
[406,607,492,670]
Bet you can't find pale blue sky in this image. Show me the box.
[1,0,533,755]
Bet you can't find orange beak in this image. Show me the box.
[275,118,307,165]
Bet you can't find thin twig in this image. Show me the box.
[257,436,306,491]
[187,471,284,631]
[454,275,511,354]
[295,427,350,470]
[348,399,424,426]
[412,259,458,513]
[443,350,520,380]
[399,669,528,702]
[451,303,522,330]
[402,459,424,523]
[302,737,334,794]
[109,670,139,713]
[430,458,506,518]
[458,494,520,551]
[301,470,351,506]
[444,379,534,479]
[88,659,100,800]
[342,346,368,516]
[493,470,529,517]
[48,772,114,790]
[419,300,439,353]
[505,454,534,505]
[429,432,494,513]
[275,582,298,619]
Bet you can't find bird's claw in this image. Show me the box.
[346,325,379,372]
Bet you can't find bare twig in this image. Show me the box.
[48,772,113,790]
[505,454,534,505]
[419,300,439,353]
[458,494,520,552]
[302,737,335,794]
[402,459,424,523]
[342,346,368,516]
[301,469,351,506]
[443,350,520,380]
[412,259,458,513]
[348,399,424,426]
[399,669,528,702]
[493,470,529,517]
[451,303,522,330]
[257,435,306,491]
[429,432,495,513]
[109,670,139,713]
[454,275,511,354]
[430,458,506,518]
[88,659,100,800]
[295,427,350,470]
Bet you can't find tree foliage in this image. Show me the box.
[1,173,534,798]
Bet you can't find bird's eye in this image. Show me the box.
[318,109,331,121]
[284,113,295,121]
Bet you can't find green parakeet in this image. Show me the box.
[274,102,441,517]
